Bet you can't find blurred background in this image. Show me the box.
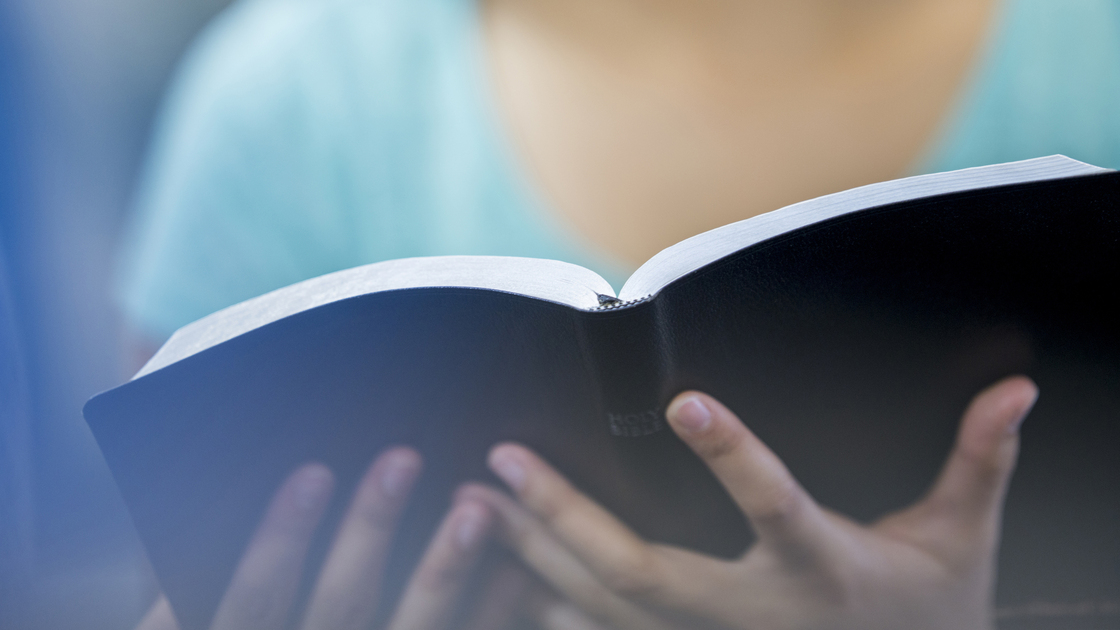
[2,1,1119,628]
[1,1,232,627]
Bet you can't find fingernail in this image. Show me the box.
[672,396,712,433]
[454,504,488,550]
[1008,391,1039,435]
[380,452,419,498]
[293,466,332,512]
[489,450,527,491]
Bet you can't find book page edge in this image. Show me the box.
[136,256,614,379]
[619,156,1110,301]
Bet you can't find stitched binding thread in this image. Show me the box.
[592,295,652,311]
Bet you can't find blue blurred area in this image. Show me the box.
[0,0,232,627]
[2,8,36,625]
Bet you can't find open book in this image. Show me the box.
[87,157,1120,630]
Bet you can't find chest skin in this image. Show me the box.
[480,0,998,267]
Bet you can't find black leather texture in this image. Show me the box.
[85,172,1120,630]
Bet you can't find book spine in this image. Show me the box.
[577,299,674,438]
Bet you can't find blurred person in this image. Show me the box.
[119,0,1120,350]
[117,0,1120,627]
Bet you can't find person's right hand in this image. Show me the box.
[134,447,527,630]
[468,376,1039,630]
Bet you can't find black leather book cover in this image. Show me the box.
[85,172,1120,630]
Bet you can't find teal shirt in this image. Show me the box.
[120,0,1120,339]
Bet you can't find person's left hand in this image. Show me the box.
[134,447,529,630]
[461,376,1038,630]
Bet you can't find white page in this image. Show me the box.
[137,256,614,378]
[620,156,1109,301]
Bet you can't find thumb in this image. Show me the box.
[918,376,1038,549]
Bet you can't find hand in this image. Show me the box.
[135,447,529,630]
[463,376,1039,630]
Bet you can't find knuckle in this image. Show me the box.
[957,423,1016,473]
[952,443,1009,488]
[815,563,860,609]
[749,477,804,524]
[416,557,469,591]
[534,482,580,528]
[697,425,747,461]
[354,500,400,534]
[598,551,664,599]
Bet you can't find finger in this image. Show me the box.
[460,562,533,630]
[211,464,335,630]
[920,376,1038,544]
[527,588,610,630]
[134,596,179,630]
[301,448,422,630]
[385,499,493,630]
[487,444,678,600]
[485,446,725,612]
[459,484,676,630]
[665,392,833,560]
